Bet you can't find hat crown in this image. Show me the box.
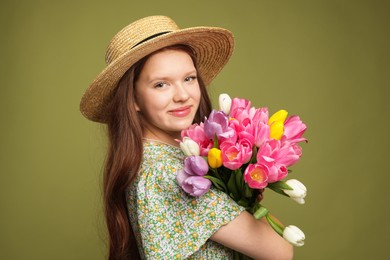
[105,16,179,64]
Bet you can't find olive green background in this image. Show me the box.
[1,0,389,259]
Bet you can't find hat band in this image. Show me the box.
[133,31,171,48]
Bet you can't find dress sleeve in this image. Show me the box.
[131,158,245,259]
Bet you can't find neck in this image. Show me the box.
[143,129,181,147]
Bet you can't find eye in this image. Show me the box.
[154,82,167,88]
[185,75,197,82]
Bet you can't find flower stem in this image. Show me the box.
[253,206,269,220]
[251,203,269,220]
[265,214,285,236]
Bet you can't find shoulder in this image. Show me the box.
[129,140,185,191]
[143,140,184,163]
[141,140,185,174]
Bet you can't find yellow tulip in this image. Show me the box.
[268,109,288,126]
[268,109,288,140]
[269,121,284,140]
[208,148,223,168]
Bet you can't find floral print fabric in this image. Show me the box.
[127,140,245,259]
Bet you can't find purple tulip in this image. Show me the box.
[176,169,191,187]
[204,110,234,140]
[181,176,212,197]
[184,155,209,176]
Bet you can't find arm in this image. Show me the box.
[210,211,293,260]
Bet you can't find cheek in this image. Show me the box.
[141,94,170,114]
[192,85,202,105]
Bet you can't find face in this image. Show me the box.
[134,49,201,143]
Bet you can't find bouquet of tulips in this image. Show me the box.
[176,93,308,251]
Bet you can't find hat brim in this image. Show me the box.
[80,27,234,123]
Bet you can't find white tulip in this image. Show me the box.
[283,225,305,247]
[283,179,307,204]
[218,93,232,115]
[180,137,200,156]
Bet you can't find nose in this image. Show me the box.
[173,84,190,102]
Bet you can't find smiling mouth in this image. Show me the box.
[169,106,192,117]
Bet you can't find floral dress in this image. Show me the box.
[126,140,245,259]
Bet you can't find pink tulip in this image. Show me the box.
[230,102,258,130]
[230,97,252,120]
[220,142,243,170]
[230,105,270,147]
[283,116,307,143]
[244,163,269,189]
[238,130,255,146]
[266,164,288,183]
[277,142,302,167]
[253,107,269,125]
[181,123,213,156]
[228,118,253,145]
[184,155,209,176]
[220,139,253,170]
[228,112,257,145]
[253,122,270,147]
[239,138,254,163]
[257,139,301,182]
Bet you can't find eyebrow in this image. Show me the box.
[146,69,197,84]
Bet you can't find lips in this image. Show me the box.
[169,106,192,117]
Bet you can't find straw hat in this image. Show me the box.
[80,15,234,123]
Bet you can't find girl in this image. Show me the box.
[80,15,293,260]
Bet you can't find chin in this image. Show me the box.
[172,119,194,131]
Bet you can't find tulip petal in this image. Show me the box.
[219,93,232,115]
[176,170,191,186]
[208,148,223,168]
[282,179,307,204]
[283,225,305,247]
[268,109,288,125]
[269,121,284,140]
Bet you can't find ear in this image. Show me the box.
[134,99,141,112]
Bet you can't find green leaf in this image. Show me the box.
[268,181,293,190]
[243,183,253,198]
[250,146,258,164]
[268,187,289,197]
[236,198,250,208]
[227,171,239,200]
[213,135,219,148]
[204,175,227,192]
[235,168,244,190]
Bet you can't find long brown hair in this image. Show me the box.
[103,44,212,259]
